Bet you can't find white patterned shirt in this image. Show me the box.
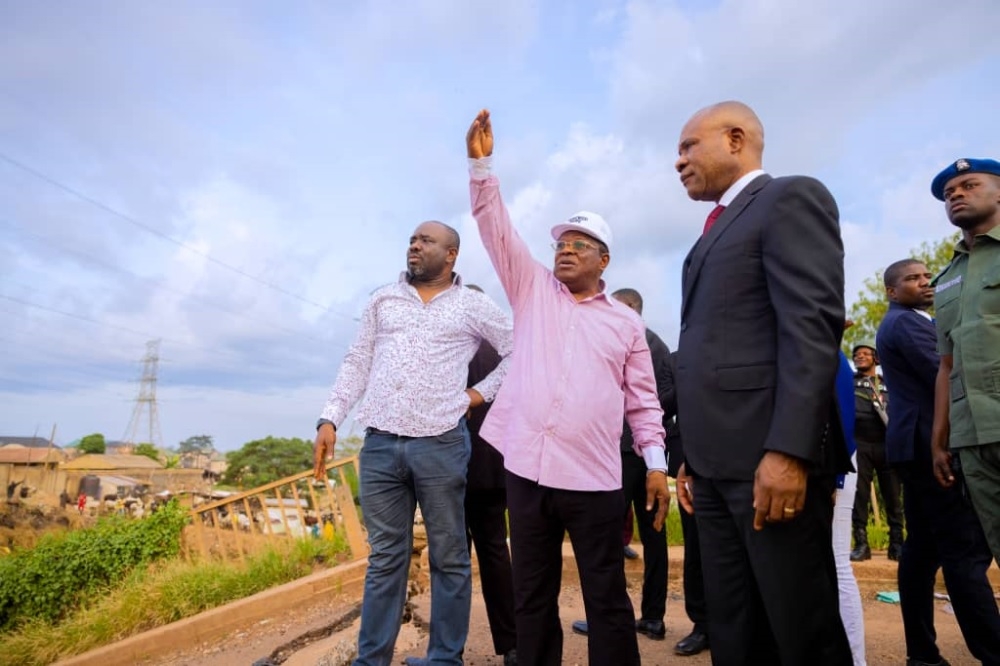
[319,272,513,437]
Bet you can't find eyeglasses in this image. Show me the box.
[551,239,600,253]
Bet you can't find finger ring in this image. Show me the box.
[783,507,796,514]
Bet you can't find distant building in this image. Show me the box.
[60,453,210,495]
[0,436,56,449]
[61,454,163,472]
[104,440,135,456]
[0,438,66,497]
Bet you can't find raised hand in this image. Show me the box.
[466,109,494,159]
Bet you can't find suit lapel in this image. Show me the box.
[681,174,772,318]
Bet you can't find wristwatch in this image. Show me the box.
[316,418,336,432]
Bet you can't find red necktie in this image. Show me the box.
[702,205,725,235]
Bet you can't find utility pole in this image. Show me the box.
[123,340,163,450]
[45,423,57,494]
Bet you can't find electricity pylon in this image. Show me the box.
[123,339,163,448]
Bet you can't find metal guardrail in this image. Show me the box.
[183,457,366,562]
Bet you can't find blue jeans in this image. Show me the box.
[353,421,472,666]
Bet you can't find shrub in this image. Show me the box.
[0,500,187,630]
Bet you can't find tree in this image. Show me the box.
[221,436,313,489]
[843,233,958,353]
[337,434,364,458]
[179,435,214,455]
[134,443,160,462]
[78,433,106,455]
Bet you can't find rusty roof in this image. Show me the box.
[60,454,164,470]
[0,447,65,464]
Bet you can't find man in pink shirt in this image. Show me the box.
[466,109,670,666]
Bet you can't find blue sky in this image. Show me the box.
[1,0,998,451]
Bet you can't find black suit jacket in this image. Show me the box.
[876,302,939,465]
[621,328,673,454]
[676,174,848,480]
[467,341,506,491]
[663,351,685,477]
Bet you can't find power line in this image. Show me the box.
[0,292,339,373]
[0,216,332,344]
[0,150,352,320]
[0,292,190,346]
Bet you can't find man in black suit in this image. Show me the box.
[672,101,852,665]
[876,259,1000,666]
[464,285,517,666]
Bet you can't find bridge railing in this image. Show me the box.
[182,456,366,562]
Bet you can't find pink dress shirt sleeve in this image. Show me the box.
[622,332,668,471]
[469,161,545,309]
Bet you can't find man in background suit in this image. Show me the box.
[672,101,852,665]
[464,284,517,666]
[876,259,1000,666]
[668,351,710,658]
[571,287,673,642]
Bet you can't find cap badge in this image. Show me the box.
[956,159,971,171]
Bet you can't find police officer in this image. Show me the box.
[931,157,1000,564]
[849,343,903,561]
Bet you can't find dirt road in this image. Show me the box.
[146,546,996,666]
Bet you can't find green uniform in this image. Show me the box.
[933,224,1000,561]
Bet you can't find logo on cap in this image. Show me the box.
[956,159,971,171]
[568,215,588,224]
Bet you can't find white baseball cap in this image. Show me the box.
[550,210,613,251]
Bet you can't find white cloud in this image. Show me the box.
[1,1,998,449]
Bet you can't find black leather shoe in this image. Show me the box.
[849,543,871,561]
[906,658,951,666]
[623,545,640,559]
[674,629,709,656]
[888,542,903,561]
[503,648,517,665]
[635,618,666,640]
[571,620,588,635]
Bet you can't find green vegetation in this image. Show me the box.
[179,434,215,455]
[0,501,188,630]
[78,432,107,454]
[641,500,896,551]
[222,436,314,488]
[134,442,160,461]
[0,537,348,666]
[626,501,683,546]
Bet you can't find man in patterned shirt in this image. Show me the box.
[313,220,514,666]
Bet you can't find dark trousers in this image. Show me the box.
[505,471,639,666]
[465,488,517,656]
[692,475,852,666]
[678,497,708,631]
[852,438,904,541]
[896,460,1000,665]
[622,452,668,621]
